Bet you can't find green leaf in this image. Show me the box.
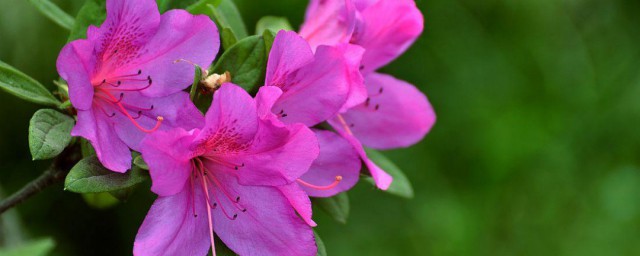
[68,0,106,41]
[108,186,137,202]
[220,27,239,51]
[262,30,276,57]
[28,0,75,30]
[80,138,96,157]
[314,231,327,256]
[158,0,201,13]
[65,156,149,193]
[28,109,74,160]
[133,155,149,170]
[255,16,293,35]
[0,238,55,256]
[188,0,248,39]
[364,148,415,198]
[81,192,120,209]
[189,64,204,101]
[313,192,350,224]
[0,61,60,107]
[211,35,267,92]
[213,235,237,256]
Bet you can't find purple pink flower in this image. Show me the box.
[57,0,218,172]
[134,84,320,256]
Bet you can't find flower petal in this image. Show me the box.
[134,10,220,97]
[330,73,436,149]
[354,0,423,74]
[56,40,95,110]
[299,130,361,197]
[265,31,314,89]
[72,109,131,172]
[273,43,362,127]
[218,122,319,187]
[299,0,357,50]
[140,128,200,197]
[210,171,317,256]
[195,83,258,149]
[255,86,283,122]
[113,91,204,152]
[278,183,317,227]
[134,187,210,256]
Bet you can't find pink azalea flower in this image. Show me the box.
[134,84,320,256]
[56,0,219,172]
[260,31,364,197]
[299,0,436,189]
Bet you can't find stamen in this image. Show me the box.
[206,173,247,213]
[109,76,152,91]
[297,176,343,190]
[190,173,197,218]
[336,114,354,135]
[203,156,244,171]
[201,168,217,256]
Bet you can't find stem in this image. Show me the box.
[0,145,81,215]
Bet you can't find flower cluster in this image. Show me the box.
[56,0,434,255]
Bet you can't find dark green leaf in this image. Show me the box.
[188,0,248,39]
[80,138,96,157]
[313,192,350,224]
[29,109,74,160]
[65,156,149,193]
[255,16,293,35]
[133,155,149,170]
[0,238,55,256]
[28,0,75,30]
[81,192,120,209]
[213,235,237,256]
[314,230,327,256]
[0,61,60,107]
[159,0,202,13]
[108,187,137,202]
[220,27,239,51]
[364,148,414,198]
[68,0,106,41]
[211,35,267,92]
[189,64,204,101]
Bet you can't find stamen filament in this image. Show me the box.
[201,169,217,256]
[336,115,354,135]
[297,176,343,190]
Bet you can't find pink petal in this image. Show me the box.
[272,43,360,127]
[216,122,319,187]
[56,40,95,110]
[354,0,423,74]
[140,128,200,197]
[266,31,314,88]
[255,86,283,122]
[134,187,211,256]
[113,91,204,152]
[72,109,131,172]
[134,10,220,97]
[195,83,258,148]
[330,73,436,149]
[210,171,317,256]
[299,0,357,50]
[336,43,367,112]
[330,122,392,190]
[299,130,361,197]
[278,183,317,227]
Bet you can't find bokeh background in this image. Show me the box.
[2,0,640,255]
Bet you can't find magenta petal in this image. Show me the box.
[255,86,283,121]
[56,40,95,110]
[336,43,367,112]
[354,0,423,74]
[299,0,357,50]
[224,122,319,187]
[113,91,204,152]
[134,10,220,97]
[265,31,314,88]
[331,73,436,149]
[195,83,258,147]
[210,172,317,256]
[299,130,361,197]
[278,183,317,227]
[134,187,210,256]
[273,44,360,126]
[140,128,200,197]
[72,109,131,172]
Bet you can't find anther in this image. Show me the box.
[374,104,380,111]
[235,196,240,203]
[232,214,238,220]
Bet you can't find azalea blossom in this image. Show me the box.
[134,84,320,256]
[261,31,364,197]
[299,0,436,189]
[56,0,218,172]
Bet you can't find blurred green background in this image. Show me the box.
[2,0,640,255]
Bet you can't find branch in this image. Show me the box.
[0,145,81,215]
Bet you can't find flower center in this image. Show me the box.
[91,69,163,133]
